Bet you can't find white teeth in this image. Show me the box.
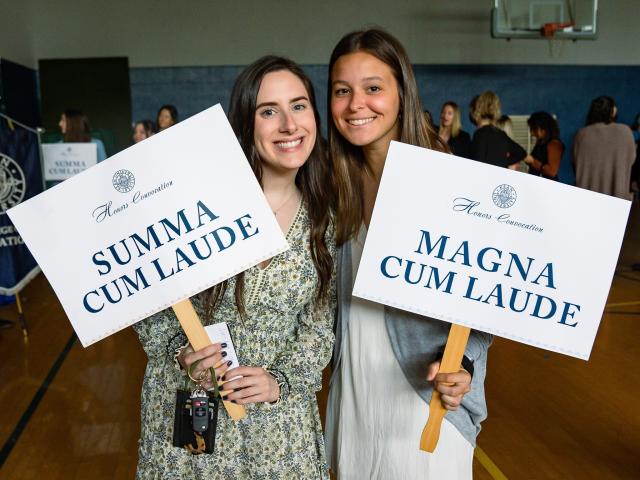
[348,117,375,126]
[276,138,302,148]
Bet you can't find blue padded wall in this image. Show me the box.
[131,64,640,184]
[130,65,328,128]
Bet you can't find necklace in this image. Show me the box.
[270,187,299,216]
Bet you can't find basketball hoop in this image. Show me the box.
[540,21,574,38]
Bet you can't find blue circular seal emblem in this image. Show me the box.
[0,153,26,215]
[492,184,517,208]
[112,169,135,193]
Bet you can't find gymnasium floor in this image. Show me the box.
[1,203,638,479]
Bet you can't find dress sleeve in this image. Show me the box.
[463,329,493,364]
[507,135,527,163]
[269,237,337,398]
[94,139,108,163]
[470,131,482,162]
[458,131,472,159]
[132,307,184,361]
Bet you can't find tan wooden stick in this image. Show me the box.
[420,323,470,453]
[172,298,246,421]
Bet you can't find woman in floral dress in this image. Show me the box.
[134,55,336,479]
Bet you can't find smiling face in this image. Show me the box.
[253,70,316,177]
[157,109,174,130]
[330,51,400,151]
[440,105,455,128]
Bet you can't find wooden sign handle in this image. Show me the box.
[420,323,470,453]
[172,298,246,421]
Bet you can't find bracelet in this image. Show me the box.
[166,331,188,357]
[263,366,290,405]
[173,342,190,375]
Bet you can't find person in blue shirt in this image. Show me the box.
[58,108,107,162]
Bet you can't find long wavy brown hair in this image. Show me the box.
[328,28,447,245]
[202,55,334,318]
[62,108,92,142]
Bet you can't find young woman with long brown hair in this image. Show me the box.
[134,56,336,479]
[58,108,107,162]
[325,28,492,479]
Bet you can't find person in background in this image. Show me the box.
[157,104,178,131]
[325,28,491,480]
[58,108,107,162]
[496,115,513,139]
[524,111,563,181]
[439,101,471,158]
[132,119,158,143]
[630,113,639,196]
[573,96,635,200]
[469,92,525,169]
[630,113,640,142]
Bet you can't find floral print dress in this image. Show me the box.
[133,202,335,479]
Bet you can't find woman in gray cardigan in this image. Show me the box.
[324,28,492,480]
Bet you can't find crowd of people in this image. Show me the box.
[131,104,177,143]
[46,27,638,480]
[71,67,638,203]
[55,104,178,154]
[432,93,638,200]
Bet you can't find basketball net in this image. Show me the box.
[542,22,572,58]
[547,36,566,58]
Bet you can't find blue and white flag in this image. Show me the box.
[0,122,42,295]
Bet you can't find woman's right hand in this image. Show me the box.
[180,343,231,389]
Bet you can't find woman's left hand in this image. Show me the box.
[426,361,472,411]
[220,366,280,405]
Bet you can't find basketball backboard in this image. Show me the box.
[492,0,598,40]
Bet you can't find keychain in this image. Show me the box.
[190,386,211,432]
[174,363,220,454]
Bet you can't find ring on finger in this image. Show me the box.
[188,368,200,383]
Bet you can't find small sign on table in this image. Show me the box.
[42,143,98,181]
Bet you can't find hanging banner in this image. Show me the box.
[0,123,42,295]
[353,141,631,360]
[8,104,289,346]
[42,143,98,181]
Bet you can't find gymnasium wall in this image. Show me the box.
[2,0,639,68]
[0,2,33,68]
[130,63,639,184]
[1,1,638,182]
